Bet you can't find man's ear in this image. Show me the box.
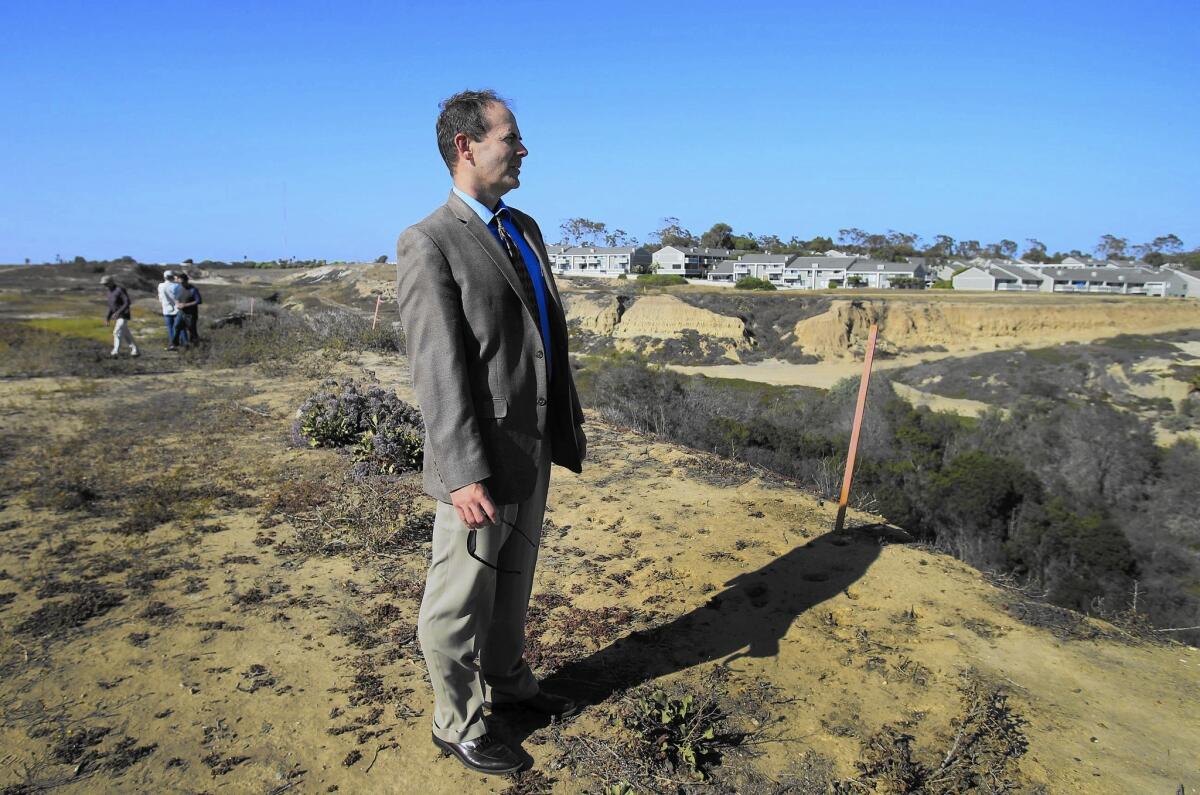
[453,132,474,167]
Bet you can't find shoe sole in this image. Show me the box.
[431,735,521,775]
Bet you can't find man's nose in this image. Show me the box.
[517,142,528,158]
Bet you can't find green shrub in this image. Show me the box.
[621,688,725,780]
[299,400,359,448]
[734,277,775,291]
[932,279,954,289]
[1008,499,1137,612]
[636,273,687,287]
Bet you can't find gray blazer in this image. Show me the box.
[395,191,585,505]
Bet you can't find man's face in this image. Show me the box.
[462,103,527,201]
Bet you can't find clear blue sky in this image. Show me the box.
[2,0,1197,263]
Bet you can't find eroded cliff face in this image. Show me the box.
[614,295,747,343]
[564,293,750,346]
[793,299,1200,358]
[563,292,624,336]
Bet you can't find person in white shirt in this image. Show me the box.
[157,270,184,350]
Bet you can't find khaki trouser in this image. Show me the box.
[111,318,137,355]
[417,442,550,743]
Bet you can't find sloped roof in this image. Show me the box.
[989,263,1045,282]
[657,246,734,257]
[790,256,858,269]
[847,259,924,274]
[736,253,796,265]
[557,246,647,255]
[1040,266,1167,284]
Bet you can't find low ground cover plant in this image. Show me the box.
[620,688,726,780]
[294,378,424,478]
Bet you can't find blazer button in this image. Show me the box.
[535,350,544,359]
[537,397,547,406]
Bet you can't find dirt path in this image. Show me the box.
[668,353,959,388]
[890,381,1003,417]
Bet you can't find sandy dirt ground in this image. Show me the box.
[1,349,1197,794]
[887,382,1002,418]
[668,354,960,389]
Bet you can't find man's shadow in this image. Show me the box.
[495,524,891,754]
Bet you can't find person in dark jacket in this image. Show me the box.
[171,273,203,347]
[101,275,139,358]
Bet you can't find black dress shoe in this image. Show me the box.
[491,690,582,719]
[431,732,521,775]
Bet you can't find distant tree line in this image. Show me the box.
[47,255,329,270]
[36,231,1200,272]
[555,218,1198,270]
[575,355,1200,643]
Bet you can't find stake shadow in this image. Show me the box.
[493,524,890,752]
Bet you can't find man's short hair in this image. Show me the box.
[436,89,509,173]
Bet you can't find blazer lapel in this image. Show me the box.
[445,192,539,321]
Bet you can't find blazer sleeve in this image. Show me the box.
[395,227,492,492]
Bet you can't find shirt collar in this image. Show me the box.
[452,186,507,225]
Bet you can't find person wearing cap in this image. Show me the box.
[101,275,139,358]
[157,269,184,350]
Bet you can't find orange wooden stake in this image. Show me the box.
[834,324,879,532]
[372,295,382,330]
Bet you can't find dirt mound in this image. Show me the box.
[794,298,1200,358]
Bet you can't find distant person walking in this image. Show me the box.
[158,269,186,349]
[172,272,202,347]
[101,275,139,358]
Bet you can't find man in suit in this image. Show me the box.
[395,90,587,775]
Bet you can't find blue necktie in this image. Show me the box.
[492,210,540,316]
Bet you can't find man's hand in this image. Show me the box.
[450,481,497,529]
